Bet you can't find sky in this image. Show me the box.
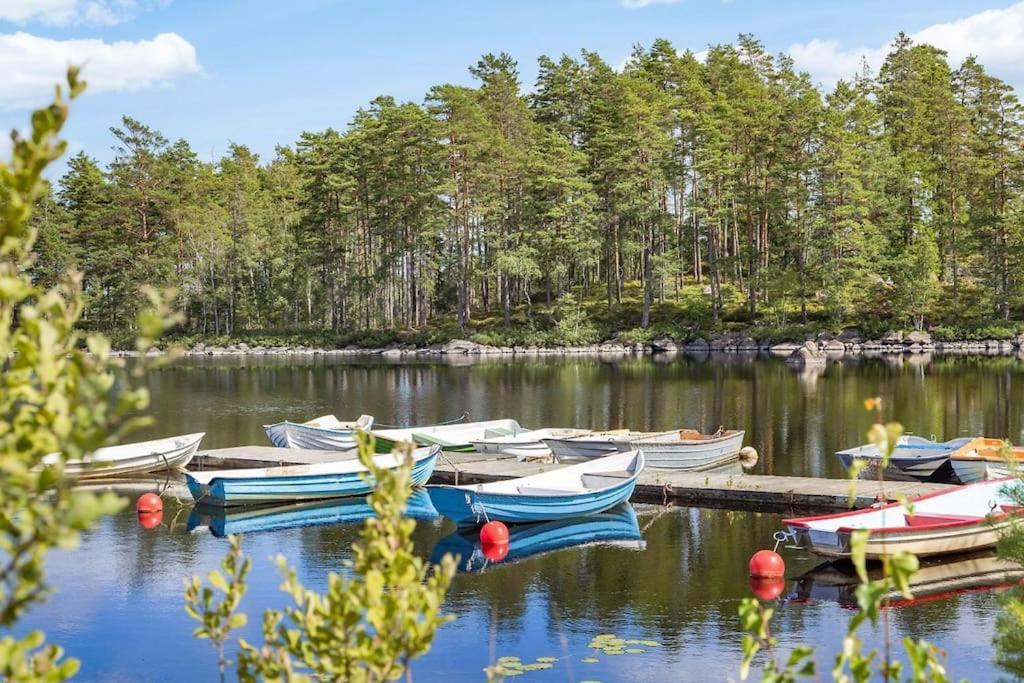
[2,0,1024,171]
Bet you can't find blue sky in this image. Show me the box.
[1,0,1021,170]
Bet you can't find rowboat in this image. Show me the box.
[187,489,440,537]
[429,504,644,573]
[46,432,205,479]
[783,477,1023,559]
[470,427,592,460]
[264,414,374,450]
[949,438,1024,483]
[544,428,744,470]
[185,444,439,506]
[373,418,524,453]
[834,435,972,483]
[427,449,643,526]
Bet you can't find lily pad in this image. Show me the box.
[581,657,599,664]
[536,657,557,663]
[497,656,521,664]
[638,640,661,647]
[625,648,645,654]
[522,663,554,671]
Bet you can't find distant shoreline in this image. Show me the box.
[117,332,1024,360]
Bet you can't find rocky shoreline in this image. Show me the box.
[120,329,1024,362]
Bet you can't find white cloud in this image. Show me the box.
[0,0,154,26]
[0,31,200,110]
[621,0,681,8]
[789,1,1024,91]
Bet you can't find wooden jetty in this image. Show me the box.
[182,446,953,512]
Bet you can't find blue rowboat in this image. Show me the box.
[187,489,441,537]
[427,450,644,526]
[430,503,644,572]
[264,414,374,450]
[185,444,439,507]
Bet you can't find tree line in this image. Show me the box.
[30,33,1024,341]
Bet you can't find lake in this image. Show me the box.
[20,353,1024,681]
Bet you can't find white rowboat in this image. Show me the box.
[784,477,1023,559]
[47,432,205,479]
[264,415,373,450]
[545,428,744,470]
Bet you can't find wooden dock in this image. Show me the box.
[429,452,952,512]
[182,446,953,512]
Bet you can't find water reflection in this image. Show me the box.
[431,504,644,573]
[18,354,1024,680]
[187,489,441,537]
[790,551,1024,608]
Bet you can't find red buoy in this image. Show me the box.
[749,576,786,601]
[136,492,163,513]
[749,549,785,578]
[481,541,510,563]
[137,510,163,529]
[479,520,509,545]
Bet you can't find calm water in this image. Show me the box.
[20,354,1024,681]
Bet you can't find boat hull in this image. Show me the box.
[791,516,1015,559]
[264,422,360,450]
[544,437,628,462]
[65,433,205,479]
[951,459,1012,484]
[428,474,638,526]
[632,431,745,470]
[187,449,438,506]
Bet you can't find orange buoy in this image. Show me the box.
[136,492,163,513]
[137,510,163,529]
[479,520,509,545]
[749,549,785,578]
[749,576,786,601]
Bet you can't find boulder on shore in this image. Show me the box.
[905,330,931,344]
[650,336,682,353]
[786,341,827,366]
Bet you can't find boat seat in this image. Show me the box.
[581,471,634,488]
[516,485,579,496]
[905,513,983,527]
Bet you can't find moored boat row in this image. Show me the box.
[262,412,747,470]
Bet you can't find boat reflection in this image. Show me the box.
[188,488,440,537]
[789,550,1024,607]
[431,503,644,573]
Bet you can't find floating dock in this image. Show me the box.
[184,446,952,512]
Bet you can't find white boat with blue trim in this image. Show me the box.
[264,414,374,450]
[427,449,644,526]
[185,444,439,507]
